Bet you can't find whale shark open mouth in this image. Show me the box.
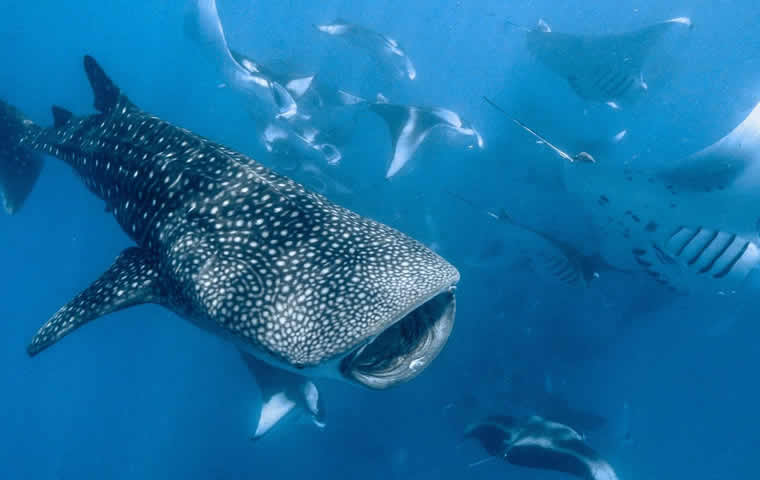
[341,287,456,389]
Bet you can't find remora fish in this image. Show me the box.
[563,103,760,294]
[464,415,619,480]
[524,17,692,106]
[0,56,460,435]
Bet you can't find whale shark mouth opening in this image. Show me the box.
[341,287,456,389]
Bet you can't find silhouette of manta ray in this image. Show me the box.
[522,17,692,106]
[448,190,624,288]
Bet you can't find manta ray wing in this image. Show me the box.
[315,19,416,80]
[565,103,760,294]
[659,103,760,192]
[370,104,430,178]
[240,352,326,441]
[371,104,481,178]
[187,1,297,118]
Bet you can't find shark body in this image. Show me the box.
[0,55,459,437]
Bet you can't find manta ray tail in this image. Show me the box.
[241,352,326,441]
[0,100,44,214]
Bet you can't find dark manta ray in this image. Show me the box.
[0,57,460,437]
[464,415,619,480]
[315,18,417,81]
[449,191,621,288]
[505,372,607,434]
[524,17,692,106]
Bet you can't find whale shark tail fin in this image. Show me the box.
[241,352,326,441]
[0,100,44,214]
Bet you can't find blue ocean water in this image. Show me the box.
[1,0,759,478]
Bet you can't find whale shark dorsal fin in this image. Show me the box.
[240,352,326,440]
[51,106,73,128]
[26,247,166,356]
[659,103,760,192]
[83,55,130,113]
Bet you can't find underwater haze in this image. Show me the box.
[2,0,760,479]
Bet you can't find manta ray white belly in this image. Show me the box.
[563,103,760,293]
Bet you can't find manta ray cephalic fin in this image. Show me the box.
[27,247,166,356]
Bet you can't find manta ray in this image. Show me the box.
[464,415,619,480]
[185,0,311,120]
[0,56,460,439]
[187,0,369,170]
[561,103,760,294]
[448,191,621,288]
[369,103,484,179]
[315,18,417,81]
[523,17,692,106]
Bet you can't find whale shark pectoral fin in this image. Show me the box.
[27,247,165,357]
[240,352,326,440]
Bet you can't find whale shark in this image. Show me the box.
[464,415,619,480]
[523,17,692,106]
[315,18,417,81]
[0,55,460,438]
[560,103,760,294]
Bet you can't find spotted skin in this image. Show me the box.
[30,248,165,351]
[14,56,459,370]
